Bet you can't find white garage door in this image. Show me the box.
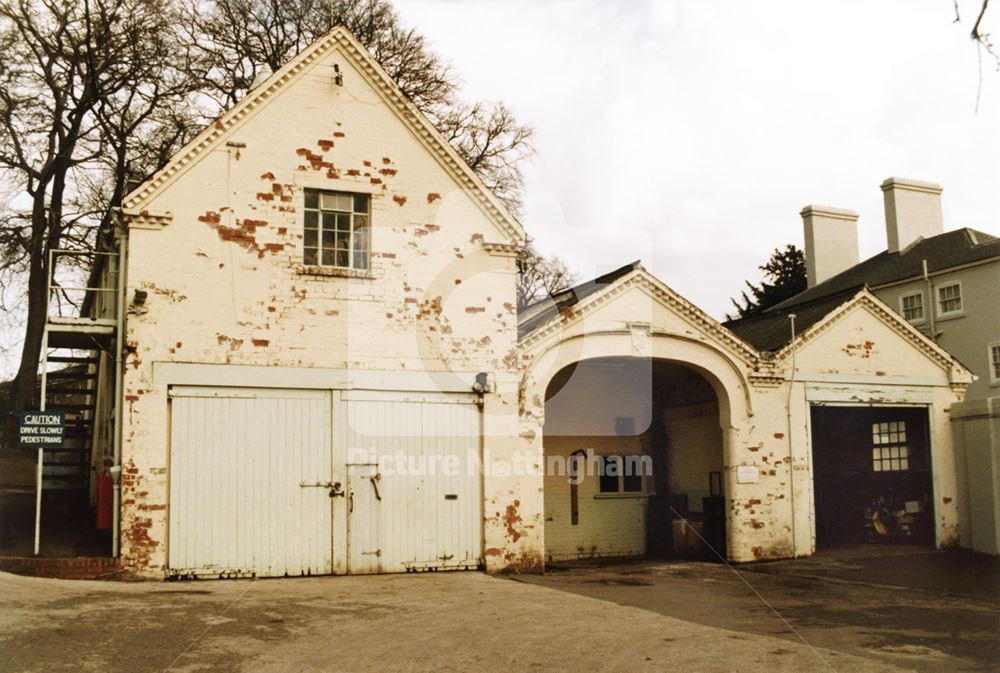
[342,391,482,574]
[168,386,482,577]
[168,387,333,578]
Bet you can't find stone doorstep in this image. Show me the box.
[0,555,121,580]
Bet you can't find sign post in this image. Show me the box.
[19,411,64,555]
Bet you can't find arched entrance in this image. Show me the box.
[541,356,730,562]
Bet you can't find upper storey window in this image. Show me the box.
[937,282,962,317]
[303,189,370,270]
[900,291,924,323]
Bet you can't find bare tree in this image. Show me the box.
[955,0,996,62]
[181,0,534,213]
[1,0,536,432]
[517,241,576,311]
[0,0,198,423]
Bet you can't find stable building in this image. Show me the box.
[7,27,975,579]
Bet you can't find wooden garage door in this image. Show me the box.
[342,391,483,574]
[168,387,333,578]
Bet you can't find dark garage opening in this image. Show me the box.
[811,406,934,549]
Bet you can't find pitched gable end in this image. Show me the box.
[122,26,524,244]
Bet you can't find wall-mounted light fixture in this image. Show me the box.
[472,372,490,395]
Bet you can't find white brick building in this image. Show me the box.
[62,28,974,578]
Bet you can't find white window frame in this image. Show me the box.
[302,189,371,271]
[989,341,1000,385]
[872,421,910,472]
[936,281,963,318]
[899,290,925,324]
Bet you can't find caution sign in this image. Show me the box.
[18,411,65,449]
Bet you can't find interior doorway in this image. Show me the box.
[542,357,728,563]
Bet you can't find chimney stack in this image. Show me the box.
[801,205,860,288]
[881,177,943,253]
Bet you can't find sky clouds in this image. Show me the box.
[394,0,1000,318]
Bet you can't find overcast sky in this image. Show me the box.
[395,0,1000,319]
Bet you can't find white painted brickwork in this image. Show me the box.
[117,31,529,576]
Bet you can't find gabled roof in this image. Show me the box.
[727,227,1000,352]
[121,26,524,244]
[518,261,642,338]
[518,262,760,365]
[767,289,972,379]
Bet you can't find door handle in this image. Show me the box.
[349,491,354,513]
[329,482,344,498]
[369,473,382,501]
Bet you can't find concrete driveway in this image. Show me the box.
[1,546,997,673]
[517,546,1000,673]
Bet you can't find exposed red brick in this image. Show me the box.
[465,306,486,314]
[393,195,408,206]
[252,338,270,347]
[427,192,442,203]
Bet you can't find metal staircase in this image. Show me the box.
[38,354,100,493]
[29,246,122,555]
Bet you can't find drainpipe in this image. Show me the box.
[922,259,937,343]
[786,314,798,557]
[110,214,128,558]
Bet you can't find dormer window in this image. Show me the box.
[303,189,370,270]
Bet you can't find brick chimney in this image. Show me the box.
[801,205,860,287]
[881,177,943,253]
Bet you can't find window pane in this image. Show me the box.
[320,192,346,211]
[336,249,349,267]
[354,252,369,270]
[321,248,338,266]
[622,472,642,493]
[891,459,900,471]
[304,189,318,209]
[304,210,318,229]
[900,459,909,470]
[322,212,336,231]
[321,229,335,246]
[873,461,883,472]
[353,194,369,213]
[303,247,318,265]
[899,446,908,458]
[336,213,350,232]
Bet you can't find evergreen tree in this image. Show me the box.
[727,244,806,320]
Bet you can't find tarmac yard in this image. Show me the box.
[0,545,997,673]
